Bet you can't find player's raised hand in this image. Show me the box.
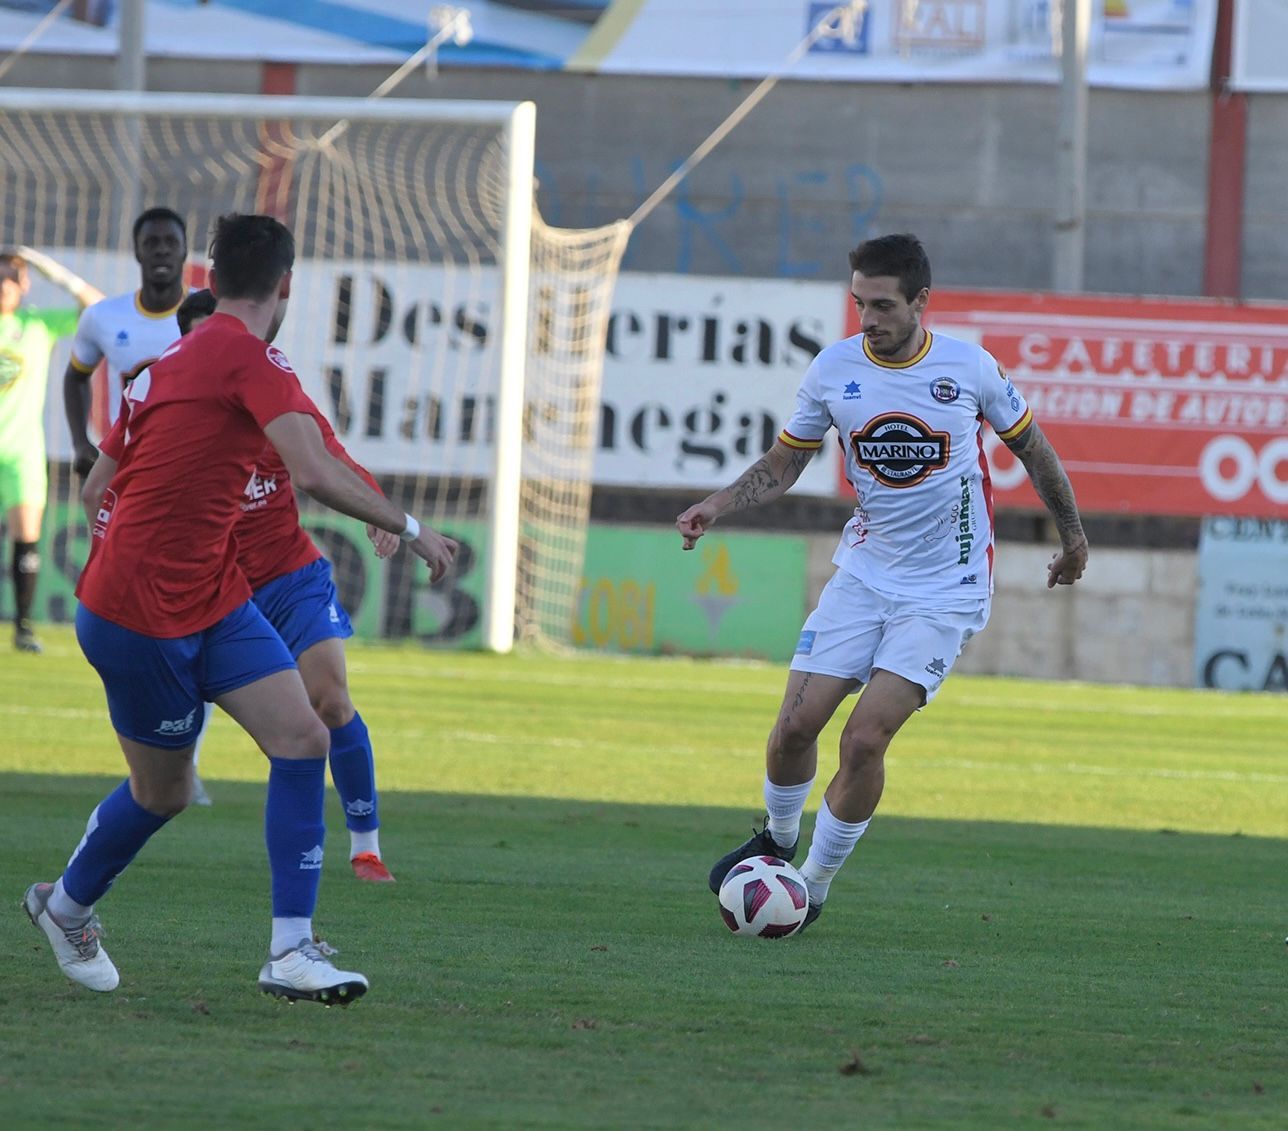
[408,527,459,582]
[1047,538,1089,588]
[676,501,719,551]
[366,524,400,559]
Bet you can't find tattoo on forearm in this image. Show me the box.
[728,457,782,512]
[1011,427,1085,548]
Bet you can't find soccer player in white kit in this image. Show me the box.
[682,234,1089,932]
[62,207,190,479]
[61,207,217,802]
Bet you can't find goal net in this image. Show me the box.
[0,89,628,651]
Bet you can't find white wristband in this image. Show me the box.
[399,513,421,542]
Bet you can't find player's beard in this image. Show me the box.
[868,321,920,359]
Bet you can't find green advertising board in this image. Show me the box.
[572,527,808,662]
[5,507,805,661]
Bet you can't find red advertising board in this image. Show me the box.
[844,290,1288,517]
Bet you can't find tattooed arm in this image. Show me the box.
[676,440,815,550]
[1005,422,1089,588]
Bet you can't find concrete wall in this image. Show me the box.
[805,536,1197,687]
[3,55,1284,298]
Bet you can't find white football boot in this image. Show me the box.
[23,882,120,992]
[258,938,368,1006]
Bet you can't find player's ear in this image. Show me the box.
[278,270,292,300]
[207,270,219,298]
[912,286,929,315]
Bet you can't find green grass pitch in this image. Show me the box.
[1,626,1285,1129]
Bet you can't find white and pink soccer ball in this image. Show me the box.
[717,855,809,939]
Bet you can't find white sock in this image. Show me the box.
[270,917,313,958]
[48,877,93,925]
[191,701,216,771]
[764,775,814,848]
[799,797,870,904]
[350,830,380,860]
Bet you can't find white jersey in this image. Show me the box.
[69,290,185,424]
[781,329,1033,602]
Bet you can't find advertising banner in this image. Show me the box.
[1194,517,1288,691]
[10,504,806,661]
[574,526,809,661]
[32,257,843,497]
[1231,0,1288,92]
[598,273,842,495]
[878,290,1288,519]
[573,0,1217,91]
[0,0,591,68]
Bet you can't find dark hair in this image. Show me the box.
[848,234,931,302]
[208,213,295,301]
[132,207,187,245]
[0,252,23,284]
[176,287,217,336]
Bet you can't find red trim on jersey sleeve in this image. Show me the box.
[996,407,1034,443]
[778,429,825,451]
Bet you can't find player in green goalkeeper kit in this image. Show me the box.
[0,249,102,652]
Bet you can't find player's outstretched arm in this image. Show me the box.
[14,246,104,308]
[1004,422,1089,588]
[264,411,457,581]
[676,439,814,550]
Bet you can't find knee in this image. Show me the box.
[131,778,189,819]
[771,715,820,758]
[838,721,893,769]
[309,683,354,731]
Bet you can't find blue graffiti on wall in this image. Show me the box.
[534,157,884,278]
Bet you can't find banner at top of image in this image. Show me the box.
[570,0,1217,91]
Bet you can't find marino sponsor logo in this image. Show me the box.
[930,376,960,403]
[155,707,197,737]
[300,845,324,870]
[959,573,978,585]
[850,412,950,488]
[956,475,975,564]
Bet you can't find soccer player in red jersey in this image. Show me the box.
[90,287,400,881]
[24,214,456,1003]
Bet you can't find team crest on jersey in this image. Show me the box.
[265,345,294,373]
[850,412,950,488]
[930,377,960,403]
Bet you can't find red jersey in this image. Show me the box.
[237,412,381,592]
[81,313,318,637]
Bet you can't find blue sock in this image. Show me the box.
[265,756,326,919]
[328,713,378,833]
[61,780,171,907]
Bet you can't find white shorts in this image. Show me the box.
[789,570,989,703]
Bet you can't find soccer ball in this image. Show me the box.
[717,855,809,939]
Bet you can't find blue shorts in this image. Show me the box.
[76,600,296,750]
[251,558,353,660]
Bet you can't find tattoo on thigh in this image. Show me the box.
[792,673,812,711]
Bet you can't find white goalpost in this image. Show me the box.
[0,88,629,652]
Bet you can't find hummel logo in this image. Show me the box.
[299,845,324,870]
[345,799,375,817]
[155,707,197,736]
